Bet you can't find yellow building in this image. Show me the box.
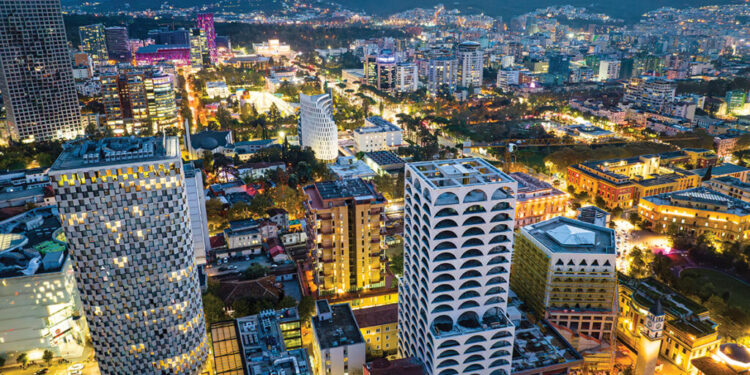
[567,153,702,209]
[638,186,750,241]
[303,178,386,296]
[618,275,722,375]
[511,172,569,227]
[352,304,398,358]
[511,217,618,342]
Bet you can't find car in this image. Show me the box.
[35,370,49,375]
[218,266,229,271]
[228,265,238,270]
[244,255,250,261]
[69,364,84,371]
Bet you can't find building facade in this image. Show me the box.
[303,179,386,296]
[510,172,568,227]
[196,13,217,64]
[427,56,458,94]
[399,158,517,375]
[298,93,339,162]
[50,137,209,375]
[511,217,618,342]
[456,41,483,91]
[618,275,721,375]
[638,186,750,241]
[353,116,403,153]
[311,300,366,375]
[105,26,131,62]
[79,23,109,66]
[0,0,83,142]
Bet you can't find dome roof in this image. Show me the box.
[721,343,750,365]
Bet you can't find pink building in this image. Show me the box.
[135,45,191,66]
[196,13,217,64]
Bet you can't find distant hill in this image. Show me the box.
[64,0,744,22]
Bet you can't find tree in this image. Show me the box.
[628,247,654,278]
[202,293,228,324]
[0,355,5,367]
[42,350,53,365]
[298,295,316,324]
[243,263,268,280]
[628,212,640,226]
[16,353,28,368]
[248,193,274,218]
[389,253,404,276]
[203,151,215,174]
[594,196,607,209]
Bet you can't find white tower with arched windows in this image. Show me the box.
[398,158,517,375]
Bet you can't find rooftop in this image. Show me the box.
[50,136,179,172]
[356,116,402,134]
[232,308,310,375]
[136,44,190,54]
[642,187,750,217]
[304,178,384,209]
[364,358,426,375]
[189,130,232,151]
[510,172,565,201]
[352,304,398,328]
[691,163,749,178]
[312,301,364,350]
[364,151,405,167]
[408,158,515,189]
[619,274,717,336]
[522,217,615,254]
[0,207,67,278]
[705,175,750,191]
[511,315,583,374]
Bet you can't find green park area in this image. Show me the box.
[680,268,750,311]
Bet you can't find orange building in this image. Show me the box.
[511,172,568,227]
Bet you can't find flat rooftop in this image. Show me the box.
[352,304,398,328]
[304,178,384,209]
[642,187,750,216]
[407,158,515,189]
[50,136,179,172]
[312,302,364,350]
[691,163,749,178]
[357,116,401,133]
[522,216,616,255]
[364,151,405,167]
[707,176,750,191]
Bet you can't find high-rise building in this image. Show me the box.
[196,13,216,64]
[395,62,419,93]
[597,60,621,81]
[79,23,109,66]
[456,41,483,90]
[427,56,458,94]
[303,178,386,295]
[49,136,209,375]
[398,158,517,375]
[0,0,83,142]
[184,161,209,268]
[725,89,747,114]
[101,66,178,133]
[144,70,179,130]
[147,27,190,45]
[510,217,618,342]
[298,93,338,161]
[189,28,207,69]
[105,26,131,63]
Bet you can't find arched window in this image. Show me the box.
[463,189,487,203]
[435,192,459,206]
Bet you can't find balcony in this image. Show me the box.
[317,242,334,250]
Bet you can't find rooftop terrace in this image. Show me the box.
[642,187,750,216]
[408,158,515,189]
[312,301,364,350]
[51,136,179,171]
[522,217,616,254]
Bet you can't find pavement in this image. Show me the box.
[0,347,99,375]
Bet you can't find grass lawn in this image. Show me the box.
[680,268,750,311]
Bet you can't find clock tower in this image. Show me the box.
[635,299,666,375]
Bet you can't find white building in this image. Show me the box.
[49,137,209,375]
[311,300,366,375]
[0,207,86,361]
[428,56,458,94]
[298,93,338,161]
[252,39,295,59]
[597,60,621,81]
[205,80,231,98]
[456,41,483,91]
[496,69,521,90]
[184,162,209,267]
[353,116,403,152]
[395,62,419,93]
[398,158,517,375]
